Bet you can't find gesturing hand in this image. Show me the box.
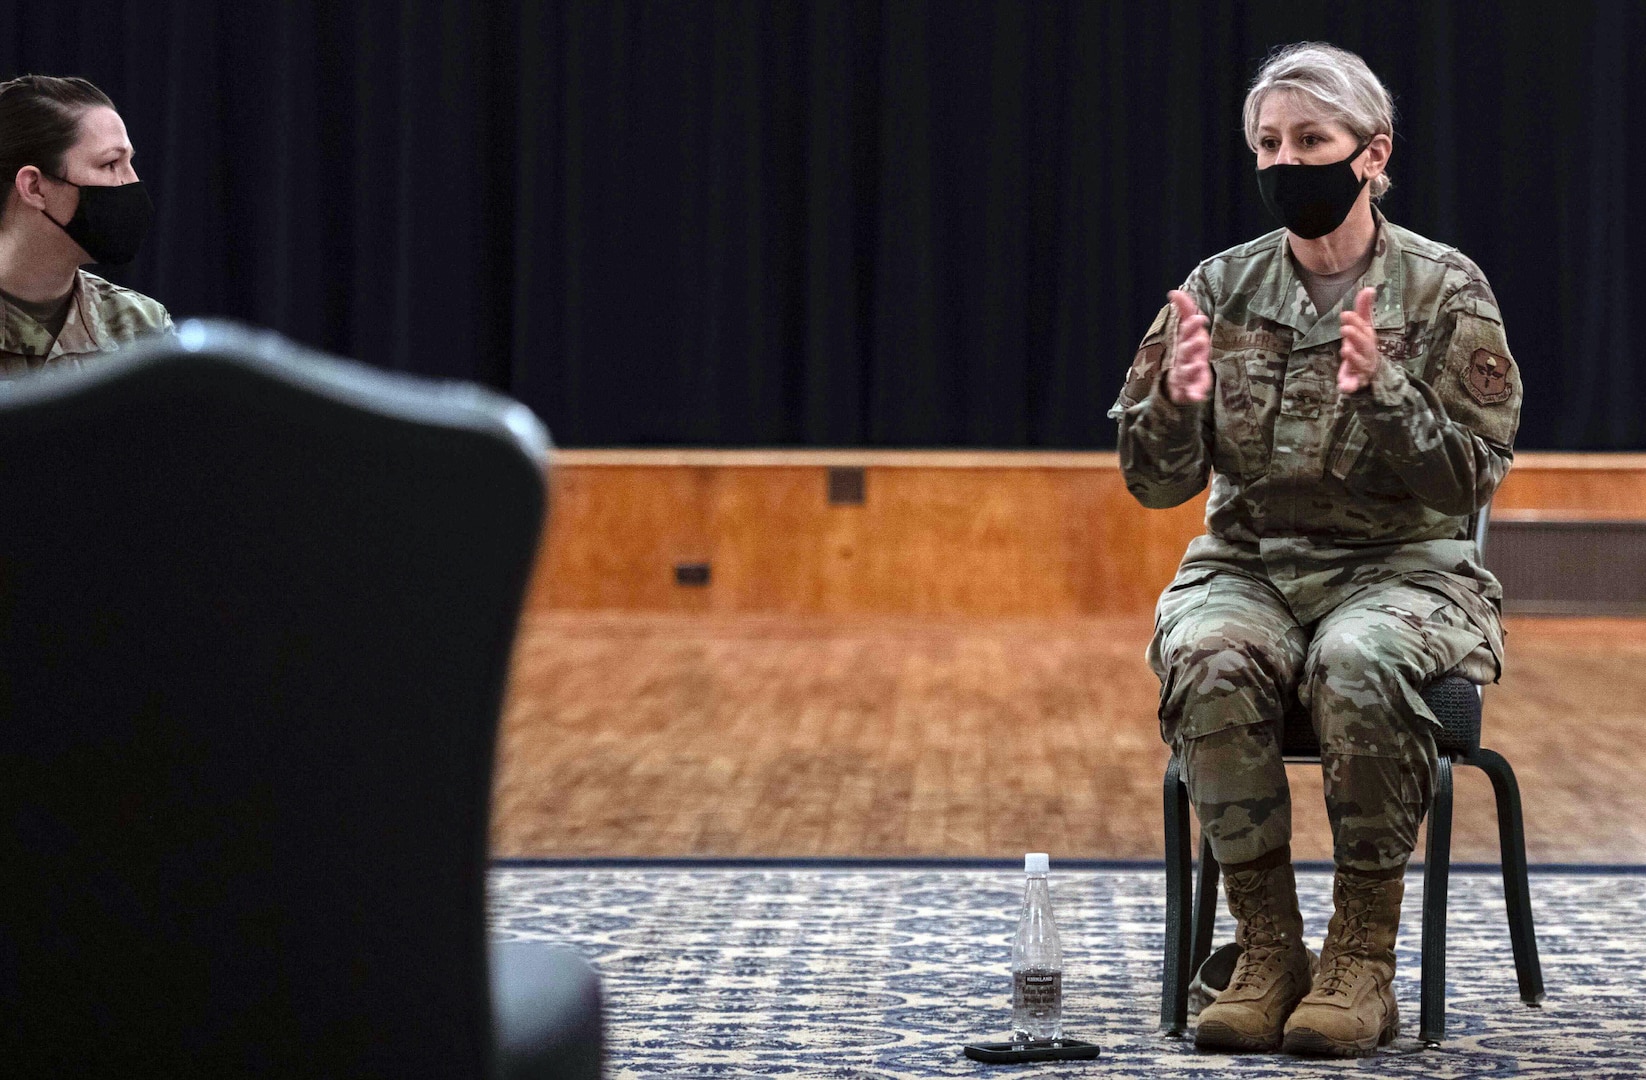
[1337,287,1381,394]
[1165,289,1211,405]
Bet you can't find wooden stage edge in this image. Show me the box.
[551,449,1646,471]
[529,450,1646,618]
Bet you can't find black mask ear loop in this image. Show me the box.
[1346,136,1374,178]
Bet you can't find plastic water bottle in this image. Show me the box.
[1011,852,1063,1040]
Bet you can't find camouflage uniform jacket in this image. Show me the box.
[1109,212,1522,671]
[0,269,172,381]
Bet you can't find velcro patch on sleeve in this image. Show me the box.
[1462,348,1513,405]
[1437,311,1520,446]
[1124,342,1167,402]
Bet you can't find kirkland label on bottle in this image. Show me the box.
[1013,969,1062,1012]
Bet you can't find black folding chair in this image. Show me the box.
[1159,508,1544,1045]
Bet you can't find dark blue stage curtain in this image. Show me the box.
[2,1,1640,449]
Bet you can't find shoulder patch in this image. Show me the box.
[1463,348,1513,405]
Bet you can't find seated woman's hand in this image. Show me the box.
[1166,290,1212,405]
[1337,287,1381,394]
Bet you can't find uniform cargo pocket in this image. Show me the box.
[1328,412,1405,496]
[1155,568,1220,627]
[1209,353,1273,477]
[1147,568,1222,680]
[1329,414,1369,480]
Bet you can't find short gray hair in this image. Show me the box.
[1242,42,1395,198]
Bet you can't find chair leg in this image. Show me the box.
[1468,747,1546,1006]
[1191,832,1220,976]
[1420,755,1453,1046]
[1162,754,1194,1035]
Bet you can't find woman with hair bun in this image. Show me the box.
[1112,43,1521,1057]
[0,74,170,378]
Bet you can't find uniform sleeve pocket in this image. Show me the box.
[1113,303,1175,415]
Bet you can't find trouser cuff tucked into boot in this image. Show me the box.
[1283,867,1406,1057]
[1194,847,1312,1053]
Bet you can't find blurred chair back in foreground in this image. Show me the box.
[0,322,597,1078]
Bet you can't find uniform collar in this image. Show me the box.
[1247,208,1407,348]
[0,270,110,361]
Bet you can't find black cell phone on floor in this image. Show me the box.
[963,1038,1101,1063]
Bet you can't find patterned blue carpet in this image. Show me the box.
[487,864,1646,1078]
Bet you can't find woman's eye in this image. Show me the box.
[1260,139,1278,151]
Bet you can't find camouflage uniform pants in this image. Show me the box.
[1150,570,1496,873]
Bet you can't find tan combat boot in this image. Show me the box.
[1194,852,1313,1052]
[1282,869,1404,1057]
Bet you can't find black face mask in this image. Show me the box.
[44,177,154,266]
[1255,140,1371,240]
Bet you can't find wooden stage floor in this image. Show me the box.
[492,613,1646,865]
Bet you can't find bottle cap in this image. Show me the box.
[1025,852,1049,874]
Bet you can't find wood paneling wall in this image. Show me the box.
[528,451,1646,617]
[1490,454,1646,521]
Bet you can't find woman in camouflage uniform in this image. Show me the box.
[1111,43,1521,1056]
[0,75,170,379]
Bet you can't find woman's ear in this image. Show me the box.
[13,165,50,213]
[1362,133,1393,180]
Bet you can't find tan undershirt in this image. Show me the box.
[1293,245,1375,319]
[1,286,74,341]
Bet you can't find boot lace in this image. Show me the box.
[1314,880,1380,998]
[1225,873,1290,992]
